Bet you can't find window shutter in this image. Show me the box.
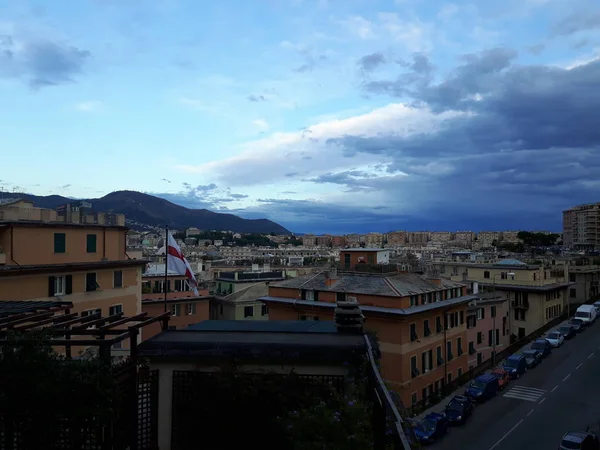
[65,275,73,295]
[48,276,56,297]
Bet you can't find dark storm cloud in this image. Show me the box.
[551,11,600,36]
[0,35,90,88]
[358,52,386,72]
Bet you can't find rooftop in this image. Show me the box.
[342,248,389,252]
[494,259,528,267]
[0,259,148,276]
[0,221,127,230]
[271,272,464,297]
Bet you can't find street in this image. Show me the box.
[432,322,600,450]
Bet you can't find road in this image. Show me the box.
[433,321,600,450]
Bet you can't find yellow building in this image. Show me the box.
[433,259,571,340]
[0,207,146,355]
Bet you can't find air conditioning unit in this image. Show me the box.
[347,296,358,303]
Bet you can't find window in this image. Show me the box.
[261,304,268,316]
[421,349,432,373]
[477,353,483,364]
[113,270,123,288]
[423,319,431,337]
[85,273,99,292]
[244,306,254,318]
[174,279,189,291]
[82,308,101,329]
[187,302,196,315]
[489,329,493,346]
[109,304,123,316]
[447,373,452,384]
[459,311,464,325]
[484,270,490,279]
[48,275,69,296]
[411,355,420,378]
[410,323,418,341]
[436,316,442,333]
[436,345,444,366]
[458,368,463,377]
[477,308,484,320]
[457,337,463,356]
[411,392,418,405]
[469,341,476,355]
[54,233,66,253]
[569,273,576,282]
[446,341,453,361]
[570,288,576,298]
[171,304,181,316]
[86,234,97,253]
[477,332,483,344]
[496,329,500,345]
[491,305,496,318]
[410,295,418,306]
[501,272,508,280]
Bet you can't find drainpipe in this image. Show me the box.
[10,225,22,268]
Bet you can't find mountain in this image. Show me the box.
[11,190,290,234]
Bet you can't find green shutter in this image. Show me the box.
[54,233,66,253]
[48,276,56,296]
[86,234,97,253]
[65,275,73,295]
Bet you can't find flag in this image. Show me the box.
[166,230,199,296]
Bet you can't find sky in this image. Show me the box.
[1,0,600,234]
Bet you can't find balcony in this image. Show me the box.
[512,299,530,309]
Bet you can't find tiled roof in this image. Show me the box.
[0,300,72,318]
[495,259,527,266]
[270,272,464,297]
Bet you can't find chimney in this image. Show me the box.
[334,298,365,334]
[325,267,339,288]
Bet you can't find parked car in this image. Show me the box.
[560,431,600,450]
[522,349,543,369]
[413,412,450,444]
[502,354,528,379]
[546,330,565,347]
[444,395,474,425]
[490,367,511,390]
[575,305,597,325]
[569,318,585,333]
[465,373,499,402]
[593,301,600,314]
[558,324,577,339]
[530,339,552,358]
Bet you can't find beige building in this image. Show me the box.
[563,202,600,249]
[387,231,407,246]
[433,259,571,340]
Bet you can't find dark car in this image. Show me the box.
[530,339,552,358]
[413,412,450,444]
[502,354,528,379]
[465,373,499,402]
[569,318,585,333]
[522,349,542,369]
[444,395,474,425]
[559,324,576,339]
[560,431,600,450]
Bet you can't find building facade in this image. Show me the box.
[0,220,146,356]
[466,295,510,368]
[433,259,571,339]
[563,202,600,249]
[339,248,390,268]
[260,269,473,407]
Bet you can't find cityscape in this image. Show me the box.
[3,0,600,449]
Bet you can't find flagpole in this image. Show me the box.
[164,225,169,313]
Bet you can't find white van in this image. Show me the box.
[575,305,597,325]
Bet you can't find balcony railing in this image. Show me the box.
[512,300,530,309]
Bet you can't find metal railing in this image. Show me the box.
[364,334,414,450]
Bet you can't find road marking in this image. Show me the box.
[488,419,524,450]
[503,386,546,402]
[551,385,559,392]
[589,352,595,359]
[577,363,583,370]
[563,374,571,382]
[538,398,546,405]
[527,408,534,417]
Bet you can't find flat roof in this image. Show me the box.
[142,296,212,305]
[138,320,367,362]
[476,281,574,292]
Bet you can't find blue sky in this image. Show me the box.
[2,0,600,233]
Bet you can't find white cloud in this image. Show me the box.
[342,16,377,40]
[75,101,103,112]
[252,118,270,132]
[377,13,431,52]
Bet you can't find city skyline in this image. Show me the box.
[2,0,600,233]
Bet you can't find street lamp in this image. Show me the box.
[491,272,515,366]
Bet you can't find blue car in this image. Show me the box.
[413,412,450,444]
[444,395,474,425]
[502,354,528,379]
[465,373,499,402]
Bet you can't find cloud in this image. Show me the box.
[358,52,387,72]
[552,12,600,36]
[0,34,90,88]
[342,16,377,40]
[247,94,267,102]
[76,101,103,112]
[252,119,270,132]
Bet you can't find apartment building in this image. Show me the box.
[429,232,453,243]
[301,234,317,246]
[563,202,600,249]
[476,231,501,248]
[339,248,390,268]
[466,295,510,368]
[433,259,571,339]
[407,232,429,246]
[0,219,146,355]
[387,231,407,246]
[259,269,472,406]
[186,227,201,237]
[364,232,384,248]
[212,270,286,320]
[331,235,346,247]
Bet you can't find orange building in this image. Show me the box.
[0,219,147,356]
[260,268,475,407]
